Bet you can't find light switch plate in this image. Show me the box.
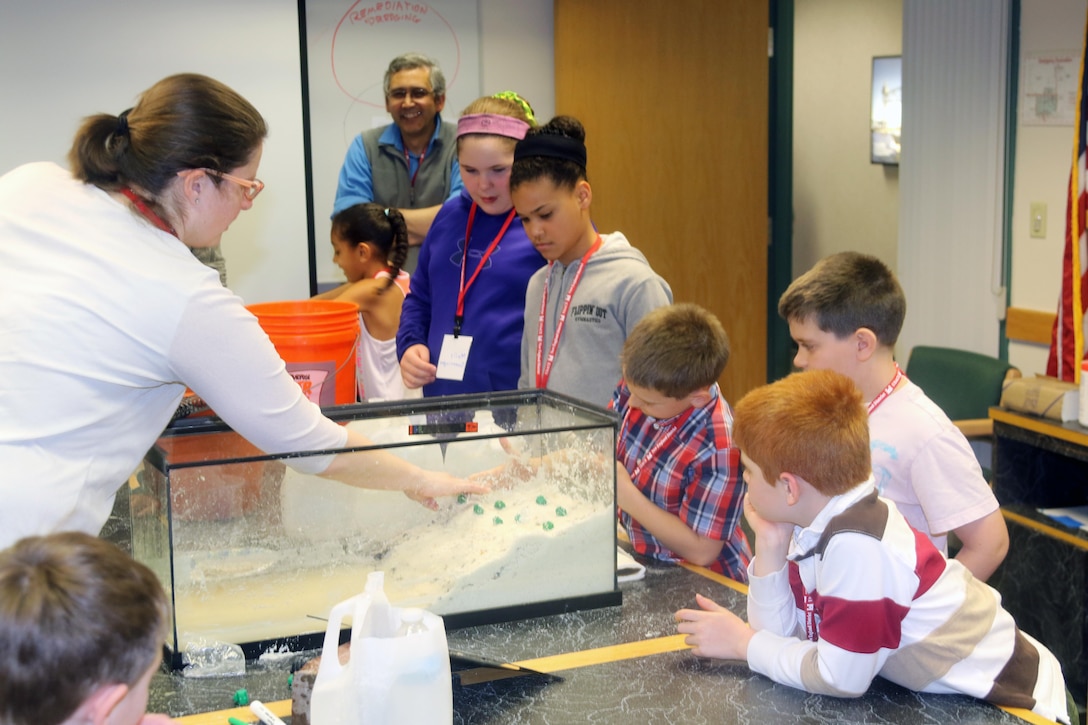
[1030,202,1047,239]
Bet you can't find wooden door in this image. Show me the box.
[555,0,769,400]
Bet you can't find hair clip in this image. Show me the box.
[492,91,536,125]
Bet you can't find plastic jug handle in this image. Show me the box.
[314,596,356,680]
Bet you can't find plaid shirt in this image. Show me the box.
[612,381,751,581]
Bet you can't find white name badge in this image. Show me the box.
[436,334,473,381]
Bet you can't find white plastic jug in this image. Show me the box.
[310,572,453,725]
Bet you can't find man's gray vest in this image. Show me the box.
[361,118,458,272]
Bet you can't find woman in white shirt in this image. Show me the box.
[0,73,481,548]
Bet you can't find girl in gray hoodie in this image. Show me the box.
[511,116,672,408]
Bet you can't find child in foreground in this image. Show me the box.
[511,115,672,408]
[314,203,420,401]
[612,303,751,581]
[674,370,1070,724]
[0,532,174,725]
[778,252,1008,581]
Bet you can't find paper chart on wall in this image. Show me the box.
[304,0,481,287]
[1020,51,1080,127]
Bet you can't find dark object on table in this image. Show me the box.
[449,650,563,688]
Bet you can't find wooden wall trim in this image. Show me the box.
[1006,307,1054,345]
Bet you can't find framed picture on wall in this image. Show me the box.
[871,55,902,165]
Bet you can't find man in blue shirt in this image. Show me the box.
[332,52,463,271]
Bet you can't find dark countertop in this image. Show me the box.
[93,481,1037,724]
[147,560,1032,724]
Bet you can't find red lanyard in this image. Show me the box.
[621,405,696,480]
[867,364,904,415]
[404,147,425,203]
[535,235,603,388]
[455,203,516,336]
[121,188,177,237]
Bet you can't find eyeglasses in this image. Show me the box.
[387,87,433,101]
[203,169,265,201]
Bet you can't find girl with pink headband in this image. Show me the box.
[397,93,546,402]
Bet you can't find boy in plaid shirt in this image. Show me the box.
[611,303,751,581]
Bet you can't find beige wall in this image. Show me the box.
[1010,0,1086,375]
[480,0,555,120]
[795,0,1085,378]
[792,0,903,278]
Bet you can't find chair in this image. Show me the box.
[903,345,1021,438]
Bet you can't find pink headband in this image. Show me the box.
[456,113,530,140]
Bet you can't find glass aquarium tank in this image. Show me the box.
[133,390,622,667]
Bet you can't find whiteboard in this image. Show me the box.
[0,0,310,304]
[304,0,480,287]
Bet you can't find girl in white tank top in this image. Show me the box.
[313,203,421,401]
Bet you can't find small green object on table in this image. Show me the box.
[232,688,249,706]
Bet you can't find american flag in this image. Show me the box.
[1047,16,1088,384]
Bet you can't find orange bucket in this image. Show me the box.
[246,300,360,406]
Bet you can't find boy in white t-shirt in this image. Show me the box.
[776,252,1008,581]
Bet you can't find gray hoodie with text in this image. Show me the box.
[518,231,673,407]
